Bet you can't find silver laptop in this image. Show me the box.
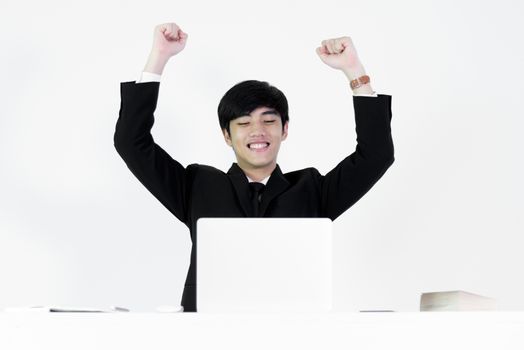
[196,218,332,313]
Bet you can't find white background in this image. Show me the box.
[1,0,523,311]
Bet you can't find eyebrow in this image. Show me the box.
[250,109,279,116]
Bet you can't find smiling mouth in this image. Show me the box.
[248,142,270,150]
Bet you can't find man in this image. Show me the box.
[114,22,394,312]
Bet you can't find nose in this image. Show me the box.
[249,121,266,137]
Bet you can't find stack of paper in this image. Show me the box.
[420,290,497,311]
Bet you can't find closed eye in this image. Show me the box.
[237,122,249,126]
[264,120,276,124]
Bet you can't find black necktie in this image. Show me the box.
[248,182,265,217]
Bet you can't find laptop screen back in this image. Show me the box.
[196,218,332,312]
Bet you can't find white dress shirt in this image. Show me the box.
[246,175,270,185]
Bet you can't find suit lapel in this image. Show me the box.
[259,165,289,216]
[227,163,252,216]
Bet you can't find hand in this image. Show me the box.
[315,36,363,73]
[150,22,188,58]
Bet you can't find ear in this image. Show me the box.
[281,121,289,141]
[222,128,233,146]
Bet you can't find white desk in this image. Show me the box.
[2,312,524,350]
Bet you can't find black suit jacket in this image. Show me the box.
[114,81,394,312]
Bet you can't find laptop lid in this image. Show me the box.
[196,218,332,312]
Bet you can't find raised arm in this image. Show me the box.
[315,36,394,219]
[114,23,193,224]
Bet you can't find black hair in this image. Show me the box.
[217,80,289,134]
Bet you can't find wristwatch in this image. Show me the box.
[350,75,370,90]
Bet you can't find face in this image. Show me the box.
[223,106,288,174]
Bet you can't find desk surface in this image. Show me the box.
[2,312,524,350]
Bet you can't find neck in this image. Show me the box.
[238,163,276,182]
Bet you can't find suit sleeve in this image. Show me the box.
[114,81,192,225]
[320,94,395,220]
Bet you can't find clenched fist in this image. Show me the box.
[151,22,188,58]
[315,36,362,72]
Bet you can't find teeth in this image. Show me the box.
[249,143,268,149]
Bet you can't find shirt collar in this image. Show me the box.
[246,175,270,185]
[226,163,274,185]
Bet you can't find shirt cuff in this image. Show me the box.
[135,71,162,84]
[353,91,378,97]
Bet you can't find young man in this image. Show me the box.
[114,22,395,312]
